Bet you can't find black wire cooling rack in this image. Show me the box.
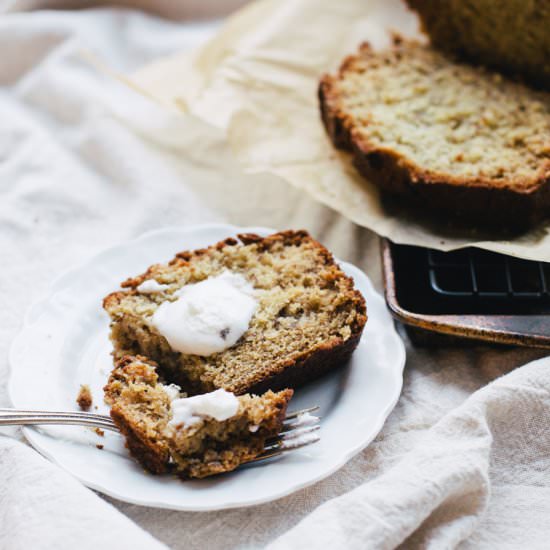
[383,240,550,327]
[427,248,550,301]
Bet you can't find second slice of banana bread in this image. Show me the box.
[319,36,550,229]
[104,356,293,479]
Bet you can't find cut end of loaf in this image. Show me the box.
[319,35,550,227]
[321,36,549,185]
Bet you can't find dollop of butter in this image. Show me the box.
[151,271,257,356]
[168,389,239,428]
[162,383,182,401]
[136,279,170,293]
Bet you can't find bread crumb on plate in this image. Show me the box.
[76,384,93,411]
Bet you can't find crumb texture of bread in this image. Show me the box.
[407,0,550,89]
[76,384,93,411]
[104,356,172,473]
[319,37,550,226]
[103,230,366,396]
[170,389,292,479]
[106,356,293,479]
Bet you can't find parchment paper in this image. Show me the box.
[130,0,550,262]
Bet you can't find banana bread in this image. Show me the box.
[103,230,367,396]
[104,356,293,478]
[319,36,550,229]
[407,0,550,90]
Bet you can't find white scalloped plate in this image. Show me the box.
[9,224,405,511]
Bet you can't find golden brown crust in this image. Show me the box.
[110,405,171,474]
[104,356,171,474]
[103,230,367,396]
[246,332,362,395]
[319,37,550,229]
[406,0,550,90]
[107,230,319,293]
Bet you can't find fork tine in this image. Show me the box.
[277,422,320,438]
[265,424,320,447]
[242,406,321,467]
[268,432,320,452]
[284,406,320,421]
[246,434,321,464]
[282,415,320,432]
[249,431,321,464]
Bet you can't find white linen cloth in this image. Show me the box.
[0,5,548,550]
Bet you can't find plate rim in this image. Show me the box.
[8,223,406,511]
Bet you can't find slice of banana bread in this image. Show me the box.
[407,0,550,89]
[103,230,366,396]
[104,356,293,479]
[319,36,550,229]
[104,355,172,473]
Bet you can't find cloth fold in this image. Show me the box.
[0,437,166,550]
[269,357,550,550]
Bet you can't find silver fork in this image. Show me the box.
[0,406,321,463]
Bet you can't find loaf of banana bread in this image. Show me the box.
[319,36,550,228]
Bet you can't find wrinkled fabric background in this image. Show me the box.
[0,4,549,550]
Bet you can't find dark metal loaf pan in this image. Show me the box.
[381,239,550,349]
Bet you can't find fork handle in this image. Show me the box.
[0,411,118,432]
[0,408,112,420]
